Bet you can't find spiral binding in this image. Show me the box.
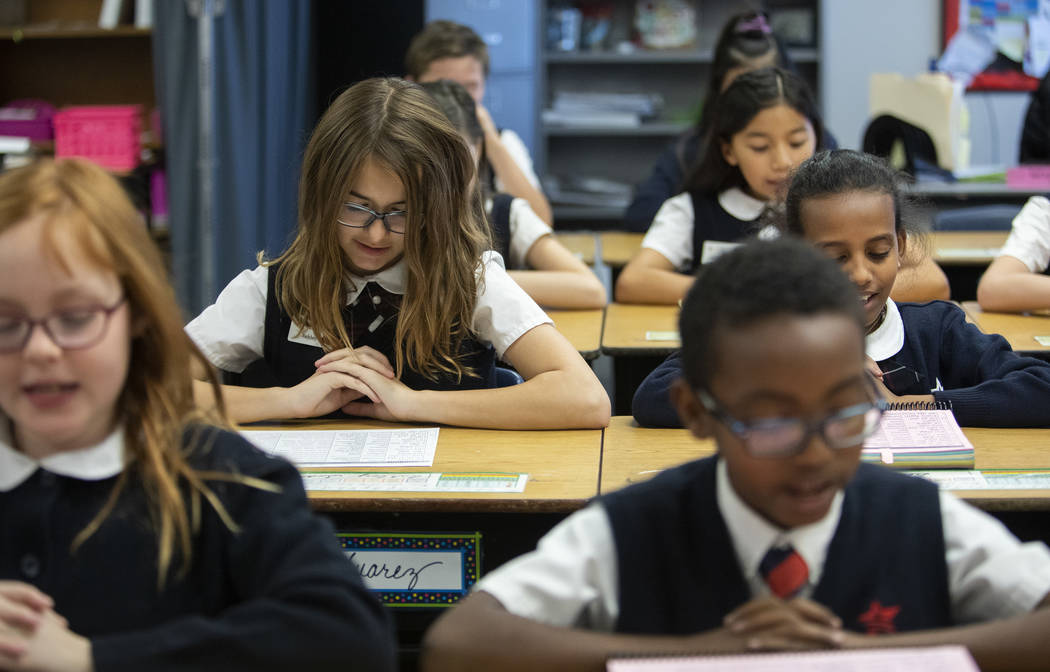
[886,400,953,411]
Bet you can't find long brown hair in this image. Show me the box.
[269,77,491,382]
[0,158,253,585]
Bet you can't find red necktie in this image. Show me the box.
[759,545,809,599]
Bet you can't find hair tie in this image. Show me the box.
[735,15,772,36]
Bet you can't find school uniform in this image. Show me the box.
[997,196,1050,273]
[477,456,1050,633]
[185,251,551,392]
[0,422,396,672]
[633,298,1050,428]
[486,193,554,270]
[495,128,542,191]
[641,187,771,275]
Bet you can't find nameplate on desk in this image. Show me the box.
[645,330,680,341]
[304,471,528,492]
[338,532,480,607]
[907,469,1050,490]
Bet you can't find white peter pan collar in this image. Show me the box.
[718,187,768,221]
[866,298,906,362]
[344,260,407,304]
[0,419,125,492]
[716,458,843,592]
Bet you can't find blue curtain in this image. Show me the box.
[154,0,313,317]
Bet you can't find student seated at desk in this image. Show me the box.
[634,151,1050,429]
[186,79,609,430]
[977,196,1050,312]
[405,20,551,226]
[422,239,1050,672]
[0,159,395,672]
[420,80,606,309]
[623,10,838,233]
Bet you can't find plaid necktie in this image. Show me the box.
[759,544,809,599]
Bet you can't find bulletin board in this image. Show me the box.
[943,0,1043,90]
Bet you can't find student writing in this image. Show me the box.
[634,151,1050,428]
[976,195,1050,312]
[186,78,609,429]
[420,79,606,309]
[405,20,552,225]
[0,158,395,672]
[623,10,837,233]
[615,67,821,305]
[422,238,1050,672]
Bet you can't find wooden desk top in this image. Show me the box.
[250,419,602,513]
[600,416,1050,511]
[548,308,604,360]
[961,301,1050,353]
[912,182,1046,199]
[599,232,644,268]
[555,232,597,265]
[601,303,680,355]
[930,231,1008,266]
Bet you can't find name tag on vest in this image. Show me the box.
[700,240,741,265]
[287,322,321,348]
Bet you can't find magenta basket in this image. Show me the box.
[53,105,142,172]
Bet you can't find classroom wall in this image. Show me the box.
[820,0,1031,166]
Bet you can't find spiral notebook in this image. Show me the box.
[606,644,978,671]
[861,402,974,470]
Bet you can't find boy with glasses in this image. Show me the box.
[423,239,1050,671]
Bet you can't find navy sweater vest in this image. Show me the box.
[688,191,760,273]
[488,193,515,267]
[237,265,496,393]
[603,456,951,635]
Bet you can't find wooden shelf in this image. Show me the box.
[0,24,150,40]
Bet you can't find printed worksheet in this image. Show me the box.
[241,428,439,467]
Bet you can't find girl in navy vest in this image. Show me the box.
[0,159,394,671]
[616,67,822,304]
[784,150,1050,427]
[421,79,606,309]
[423,239,1050,672]
[186,78,609,428]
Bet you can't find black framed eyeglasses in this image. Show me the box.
[0,298,126,354]
[337,202,407,234]
[696,378,886,458]
[878,361,926,393]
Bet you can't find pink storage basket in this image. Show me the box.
[53,105,142,172]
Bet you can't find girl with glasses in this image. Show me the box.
[0,159,395,671]
[420,79,607,309]
[186,77,609,429]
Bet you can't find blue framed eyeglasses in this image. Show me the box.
[337,202,408,234]
[696,378,886,458]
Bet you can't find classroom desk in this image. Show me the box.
[930,231,1008,266]
[599,231,644,268]
[600,303,679,355]
[599,416,1050,511]
[555,232,597,264]
[548,308,604,360]
[961,301,1050,354]
[248,419,602,513]
[912,181,1046,203]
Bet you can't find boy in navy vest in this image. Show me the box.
[423,238,1050,671]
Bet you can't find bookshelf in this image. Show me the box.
[538,0,821,227]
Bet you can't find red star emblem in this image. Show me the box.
[858,600,900,634]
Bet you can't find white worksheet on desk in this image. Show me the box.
[241,428,439,467]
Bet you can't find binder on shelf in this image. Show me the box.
[99,0,125,28]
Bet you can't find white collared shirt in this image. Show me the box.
[998,196,1050,273]
[477,458,1050,630]
[485,196,554,270]
[641,188,767,271]
[866,298,906,362]
[185,251,552,374]
[496,129,542,190]
[0,419,124,492]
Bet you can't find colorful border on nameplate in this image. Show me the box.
[337,532,481,607]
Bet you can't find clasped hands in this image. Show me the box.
[717,595,857,652]
[0,582,90,672]
[286,346,415,422]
